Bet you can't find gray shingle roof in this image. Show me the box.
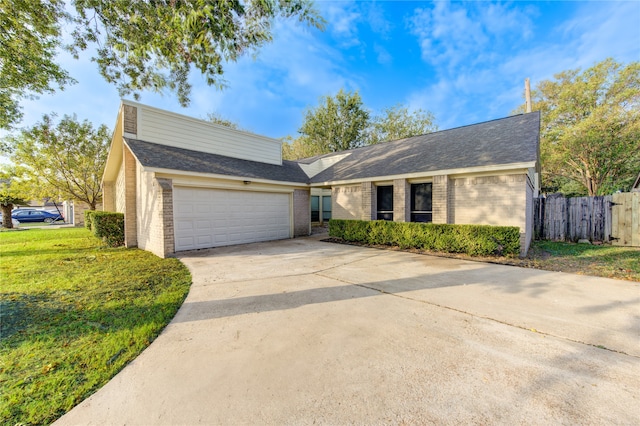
[309,112,540,183]
[124,112,539,185]
[124,138,309,183]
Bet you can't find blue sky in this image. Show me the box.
[7,0,640,140]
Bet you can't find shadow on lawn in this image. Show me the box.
[0,291,181,347]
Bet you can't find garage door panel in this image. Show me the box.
[174,187,291,251]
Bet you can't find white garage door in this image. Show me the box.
[173,187,291,251]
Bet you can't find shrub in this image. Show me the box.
[91,211,124,247]
[84,210,96,230]
[328,219,521,257]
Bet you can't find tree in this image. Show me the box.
[206,112,243,131]
[0,168,29,229]
[3,114,110,210]
[0,0,74,129]
[367,104,438,144]
[527,58,640,196]
[287,93,438,160]
[282,136,327,160]
[1,0,325,129]
[298,89,370,154]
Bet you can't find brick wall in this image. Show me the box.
[293,189,311,237]
[102,182,115,212]
[136,168,175,258]
[158,178,175,257]
[393,179,410,222]
[123,146,137,247]
[332,185,363,220]
[432,175,449,224]
[451,174,526,231]
[115,163,126,213]
[136,169,153,253]
[361,182,374,220]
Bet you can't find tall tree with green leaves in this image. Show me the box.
[0,0,74,129]
[367,104,438,144]
[1,0,325,129]
[3,114,110,210]
[298,89,370,154]
[526,58,640,196]
[286,95,438,160]
[282,135,328,160]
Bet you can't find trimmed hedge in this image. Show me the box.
[328,219,521,257]
[90,211,125,247]
[84,210,96,230]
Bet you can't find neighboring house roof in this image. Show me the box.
[125,138,309,184]
[308,112,540,184]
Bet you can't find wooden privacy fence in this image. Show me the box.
[534,192,639,246]
[611,192,640,246]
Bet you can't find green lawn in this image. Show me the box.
[525,241,640,281]
[0,228,192,425]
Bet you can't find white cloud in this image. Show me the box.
[564,1,640,67]
[171,20,363,138]
[323,3,362,47]
[407,0,639,131]
[374,44,392,65]
[404,1,537,128]
[364,2,393,37]
[409,3,487,67]
[408,1,535,69]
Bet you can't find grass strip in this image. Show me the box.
[525,241,640,281]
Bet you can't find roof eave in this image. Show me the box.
[143,166,310,188]
[310,161,537,187]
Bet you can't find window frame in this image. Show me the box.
[376,185,394,221]
[410,182,433,223]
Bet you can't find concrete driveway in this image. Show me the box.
[56,236,640,425]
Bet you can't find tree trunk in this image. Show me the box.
[1,204,14,229]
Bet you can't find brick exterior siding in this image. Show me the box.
[158,178,175,257]
[432,175,449,224]
[451,174,526,231]
[293,189,311,237]
[332,185,363,220]
[136,171,175,258]
[393,179,410,222]
[331,172,531,256]
[361,182,374,220]
[103,182,115,212]
[123,146,137,247]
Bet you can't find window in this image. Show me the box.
[311,196,320,222]
[377,186,394,221]
[322,196,332,221]
[411,183,432,222]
